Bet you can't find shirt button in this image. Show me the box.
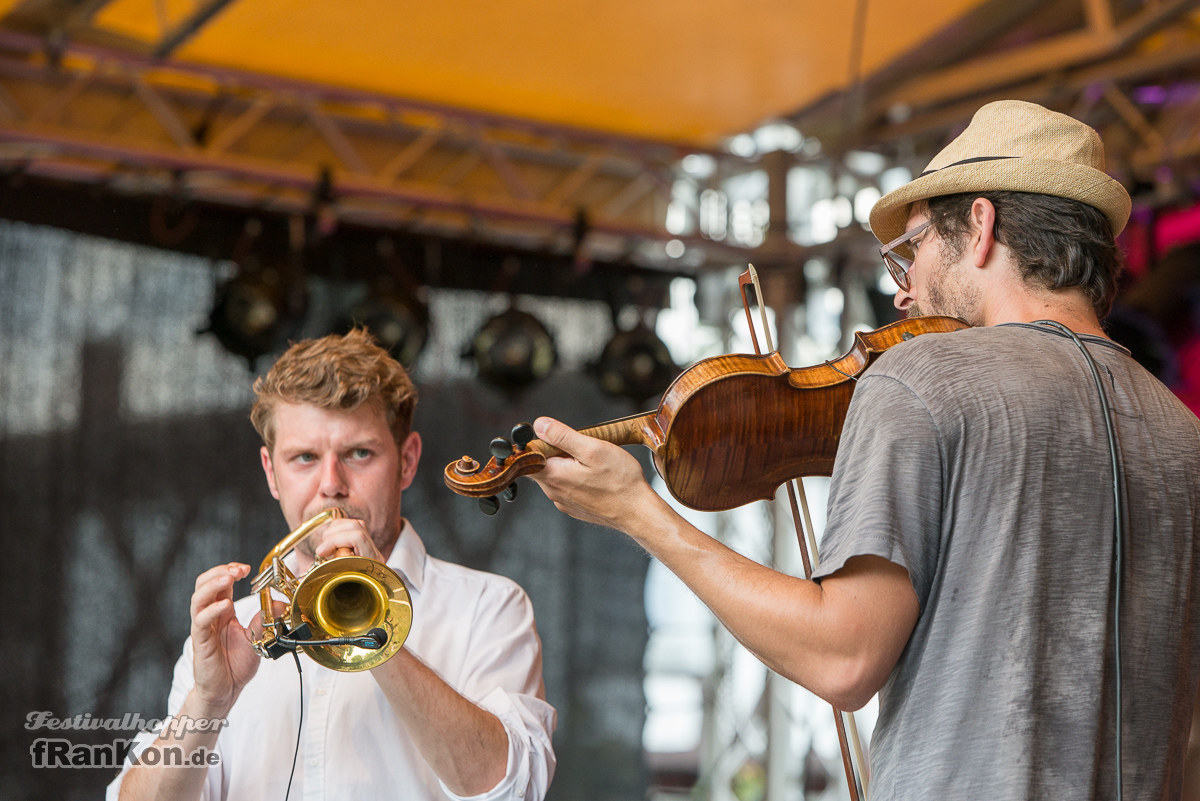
[308,758,318,767]
[316,688,327,696]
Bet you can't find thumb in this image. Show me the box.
[533,416,589,458]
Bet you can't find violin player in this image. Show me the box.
[108,329,556,801]
[529,100,1200,798]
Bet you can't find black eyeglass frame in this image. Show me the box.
[879,220,932,292]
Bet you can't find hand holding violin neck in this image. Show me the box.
[443,413,660,499]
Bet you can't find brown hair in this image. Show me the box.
[250,328,418,451]
[926,191,1125,318]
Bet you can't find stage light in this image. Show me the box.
[593,322,679,404]
[201,269,307,369]
[463,307,557,391]
[339,285,429,368]
[336,238,431,367]
[200,219,307,369]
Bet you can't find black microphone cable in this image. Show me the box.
[285,649,303,801]
[274,625,387,801]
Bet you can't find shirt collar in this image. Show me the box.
[384,519,426,594]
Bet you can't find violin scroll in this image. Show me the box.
[445,422,545,515]
[445,414,662,515]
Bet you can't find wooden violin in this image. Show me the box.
[444,314,968,514]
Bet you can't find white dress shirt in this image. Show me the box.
[106,522,557,800]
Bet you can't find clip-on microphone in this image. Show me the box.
[261,622,389,660]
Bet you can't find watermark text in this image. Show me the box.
[25,711,226,739]
[30,738,220,769]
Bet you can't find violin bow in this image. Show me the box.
[738,265,869,801]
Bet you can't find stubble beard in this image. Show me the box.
[907,244,982,325]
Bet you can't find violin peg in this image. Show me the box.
[489,437,514,465]
[511,422,536,450]
[500,483,519,502]
[478,495,501,516]
[453,455,480,475]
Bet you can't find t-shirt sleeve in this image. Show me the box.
[811,372,944,611]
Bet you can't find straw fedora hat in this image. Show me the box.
[869,100,1131,247]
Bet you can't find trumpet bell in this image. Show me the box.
[313,570,388,636]
[291,555,413,671]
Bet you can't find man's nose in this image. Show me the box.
[893,286,913,312]
[319,457,348,497]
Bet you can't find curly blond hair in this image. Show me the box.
[250,328,418,451]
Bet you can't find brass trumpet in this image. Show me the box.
[250,508,412,671]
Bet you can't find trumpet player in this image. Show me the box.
[108,328,556,801]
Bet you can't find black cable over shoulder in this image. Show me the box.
[285,650,304,801]
[1037,320,1125,801]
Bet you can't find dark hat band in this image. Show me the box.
[919,155,1018,178]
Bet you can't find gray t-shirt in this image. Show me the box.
[813,323,1200,800]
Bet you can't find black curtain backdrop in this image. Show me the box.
[0,219,651,801]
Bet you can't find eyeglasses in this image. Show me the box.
[879,220,931,292]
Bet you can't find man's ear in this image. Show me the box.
[261,445,281,500]
[398,431,422,491]
[969,197,998,268]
